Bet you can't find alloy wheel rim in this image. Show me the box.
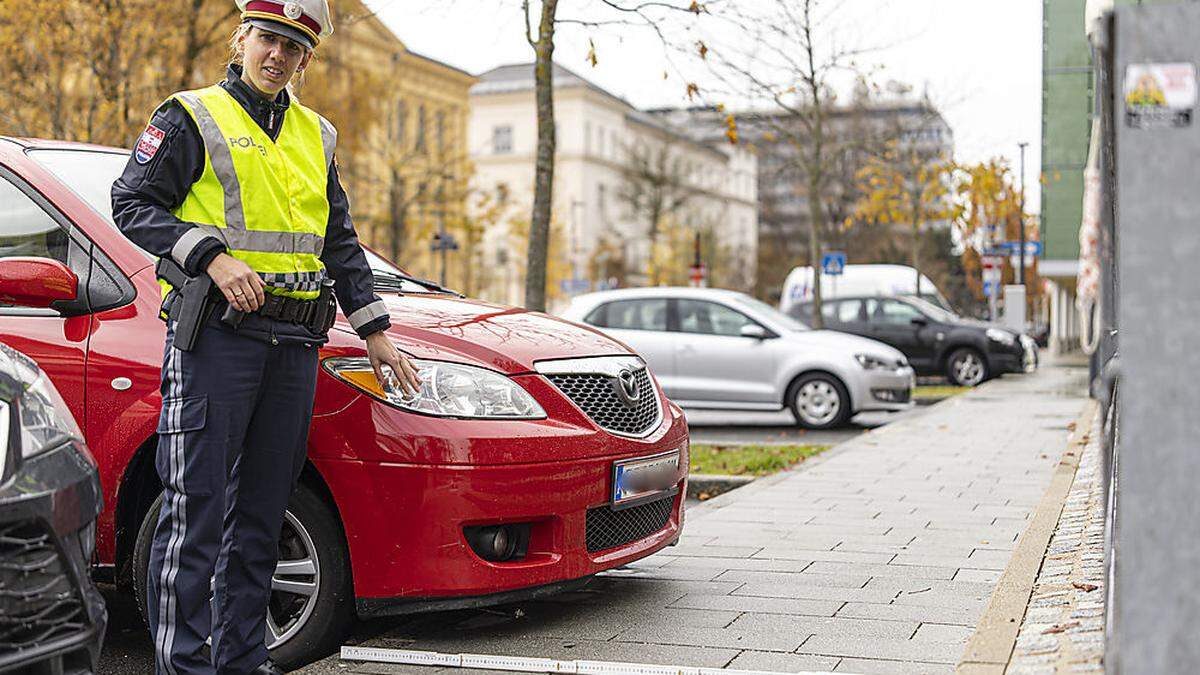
[796,380,840,425]
[954,353,984,386]
[266,508,320,648]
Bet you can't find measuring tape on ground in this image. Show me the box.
[339,646,842,674]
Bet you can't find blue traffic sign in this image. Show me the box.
[821,251,847,276]
[1000,241,1042,257]
[983,280,1000,297]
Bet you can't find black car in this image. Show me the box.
[0,342,105,674]
[788,295,1036,386]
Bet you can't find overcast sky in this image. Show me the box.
[364,0,1043,209]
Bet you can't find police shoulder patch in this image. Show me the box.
[135,123,166,165]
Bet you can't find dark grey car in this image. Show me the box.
[0,342,105,674]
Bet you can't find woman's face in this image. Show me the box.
[239,26,312,99]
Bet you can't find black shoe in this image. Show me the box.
[249,660,286,675]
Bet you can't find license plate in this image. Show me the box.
[612,450,680,509]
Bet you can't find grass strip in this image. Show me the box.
[914,385,970,400]
[689,443,830,477]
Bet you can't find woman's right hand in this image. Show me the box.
[206,253,265,312]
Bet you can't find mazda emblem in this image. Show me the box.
[614,369,641,408]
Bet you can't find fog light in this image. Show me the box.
[463,524,530,562]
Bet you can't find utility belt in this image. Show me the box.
[157,258,336,351]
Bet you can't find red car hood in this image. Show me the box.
[329,293,632,373]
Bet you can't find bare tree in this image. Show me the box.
[616,134,699,283]
[701,0,876,328]
[516,0,703,311]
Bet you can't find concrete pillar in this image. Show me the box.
[1112,4,1200,670]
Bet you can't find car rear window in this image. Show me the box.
[27,149,152,260]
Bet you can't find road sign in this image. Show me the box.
[983,279,1001,297]
[559,277,590,294]
[688,263,708,287]
[430,232,459,252]
[999,241,1043,257]
[821,251,847,276]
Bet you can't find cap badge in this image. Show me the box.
[282,1,302,19]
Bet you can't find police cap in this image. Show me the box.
[236,0,333,50]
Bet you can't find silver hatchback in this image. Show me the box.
[561,288,915,429]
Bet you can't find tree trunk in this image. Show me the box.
[524,0,558,312]
[911,187,922,296]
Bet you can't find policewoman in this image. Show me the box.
[111,1,422,673]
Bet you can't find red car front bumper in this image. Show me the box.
[310,384,690,615]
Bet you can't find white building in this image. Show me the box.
[467,63,758,308]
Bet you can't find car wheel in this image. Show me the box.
[945,347,988,387]
[788,373,851,430]
[133,481,354,670]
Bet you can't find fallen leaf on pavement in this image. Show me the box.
[1072,582,1099,592]
[1042,621,1079,634]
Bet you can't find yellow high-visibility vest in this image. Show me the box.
[165,84,336,301]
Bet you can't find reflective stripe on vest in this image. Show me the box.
[168,85,335,300]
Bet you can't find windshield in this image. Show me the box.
[362,248,457,294]
[731,294,810,331]
[905,295,958,322]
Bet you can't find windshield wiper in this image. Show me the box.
[371,270,463,297]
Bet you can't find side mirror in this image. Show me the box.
[0,257,79,309]
[740,324,768,339]
[910,316,929,327]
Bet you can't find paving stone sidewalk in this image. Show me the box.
[303,363,1088,675]
[1007,411,1107,674]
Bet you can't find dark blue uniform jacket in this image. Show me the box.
[111,64,391,344]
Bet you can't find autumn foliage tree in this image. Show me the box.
[0,0,238,145]
[953,160,1042,313]
[854,140,955,295]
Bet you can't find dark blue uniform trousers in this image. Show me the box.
[148,319,317,674]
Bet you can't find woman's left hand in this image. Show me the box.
[365,332,422,396]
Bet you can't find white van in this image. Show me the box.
[780,264,952,314]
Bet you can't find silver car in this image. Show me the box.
[561,288,915,429]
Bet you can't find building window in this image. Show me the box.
[597,126,605,156]
[396,101,407,145]
[415,105,427,153]
[584,121,591,154]
[493,125,513,154]
[436,110,445,154]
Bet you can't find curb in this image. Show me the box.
[955,397,1100,674]
[685,474,755,500]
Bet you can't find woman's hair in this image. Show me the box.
[227,22,253,66]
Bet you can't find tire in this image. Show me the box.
[133,482,354,670]
[945,347,988,387]
[787,372,851,430]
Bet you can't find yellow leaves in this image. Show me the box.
[586,38,598,68]
[688,1,704,15]
[697,40,708,60]
[723,114,738,145]
[686,82,700,100]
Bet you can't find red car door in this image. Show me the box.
[0,164,92,429]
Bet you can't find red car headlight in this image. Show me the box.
[323,356,546,419]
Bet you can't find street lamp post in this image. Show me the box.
[1018,142,1028,286]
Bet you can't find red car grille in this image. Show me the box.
[585,492,675,552]
[547,369,661,436]
[0,521,89,655]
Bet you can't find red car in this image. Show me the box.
[0,137,689,668]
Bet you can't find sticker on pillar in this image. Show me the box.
[1124,63,1196,129]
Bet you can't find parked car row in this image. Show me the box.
[787,295,1037,387]
[562,287,916,430]
[0,137,689,670]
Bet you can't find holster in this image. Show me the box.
[156,258,219,352]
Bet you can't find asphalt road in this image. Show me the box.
[94,405,923,674]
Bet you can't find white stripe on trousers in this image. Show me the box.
[154,346,186,675]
